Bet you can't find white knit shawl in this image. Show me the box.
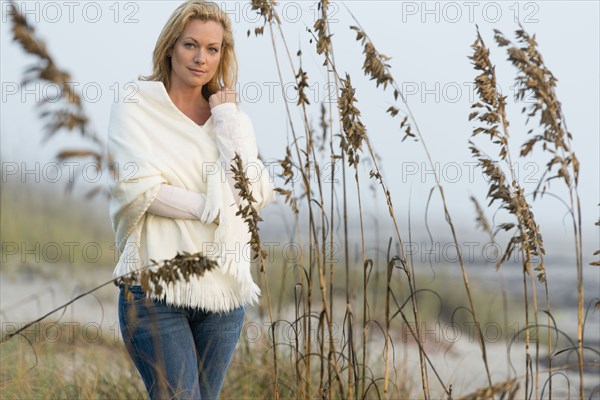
[106,79,275,313]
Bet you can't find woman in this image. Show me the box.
[106,1,275,398]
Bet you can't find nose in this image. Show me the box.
[194,49,206,64]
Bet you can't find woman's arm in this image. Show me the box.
[147,183,209,221]
[146,103,265,223]
[211,103,274,209]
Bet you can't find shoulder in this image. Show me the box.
[107,80,153,138]
[109,79,165,119]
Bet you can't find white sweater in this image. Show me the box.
[147,106,254,220]
[147,183,208,220]
[106,79,275,312]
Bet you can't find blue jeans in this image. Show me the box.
[118,283,245,399]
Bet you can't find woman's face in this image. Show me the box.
[168,19,224,94]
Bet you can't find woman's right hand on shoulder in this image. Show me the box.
[209,87,238,109]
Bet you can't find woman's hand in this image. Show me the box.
[208,87,237,109]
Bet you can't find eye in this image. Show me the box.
[184,43,195,48]
[209,47,219,53]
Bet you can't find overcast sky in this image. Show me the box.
[1,1,599,258]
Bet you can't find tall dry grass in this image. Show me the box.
[2,1,598,399]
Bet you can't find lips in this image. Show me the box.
[189,68,206,74]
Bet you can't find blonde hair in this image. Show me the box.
[139,0,237,102]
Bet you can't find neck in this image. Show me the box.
[167,81,209,109]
